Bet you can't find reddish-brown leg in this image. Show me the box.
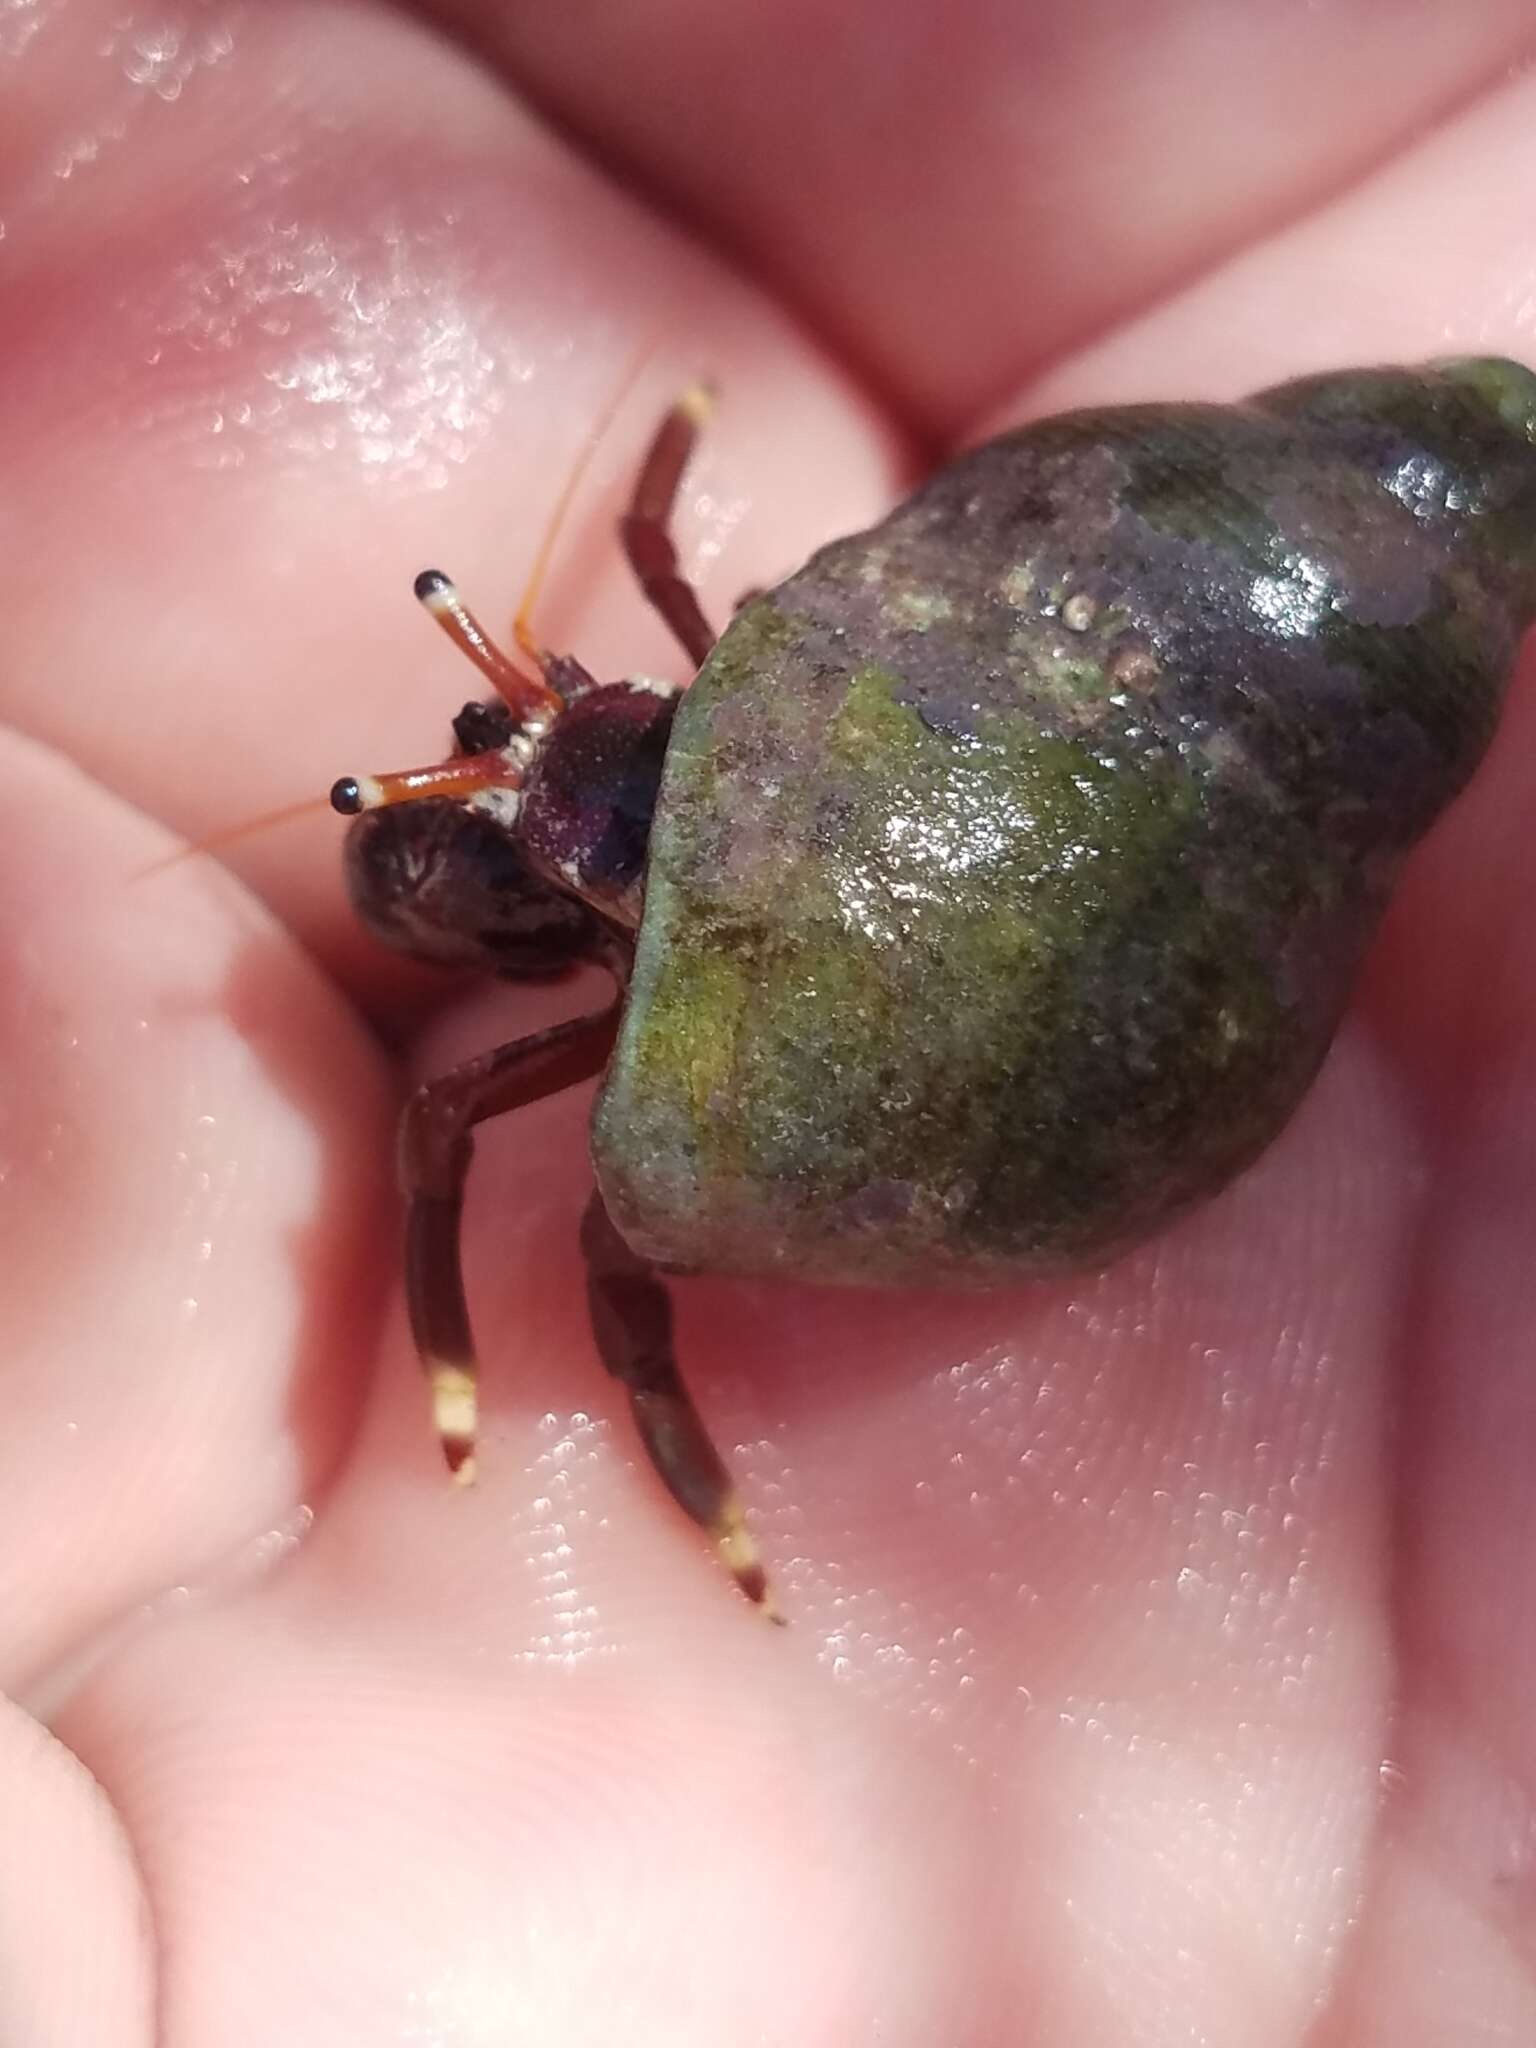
[399,1003,621,1480]
[619,386,719,668]
[581,1192,781,1619]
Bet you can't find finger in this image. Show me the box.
[1002,62,1536,421]
[0,1694,152,2048]
[0,728,390,1695]
[62,996,1417,2044]
[965,74,1536,2040]
[0,0,899,1014]
[971,49,1536,1098]
[427,0,1536,429]
[12,4,1533,2043]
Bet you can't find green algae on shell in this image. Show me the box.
[593,359,1536,1283]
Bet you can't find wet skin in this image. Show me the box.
[4,3,1536,2043]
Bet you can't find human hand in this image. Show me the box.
[4,4,1536,2041]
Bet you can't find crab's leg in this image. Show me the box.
[619,385,719,668]
[580,1191,781,1620]
[399,1004,621,1482]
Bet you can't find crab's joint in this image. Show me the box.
[618,383,721,669]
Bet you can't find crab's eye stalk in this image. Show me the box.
[327,755,523,816]
[414,567,565,728]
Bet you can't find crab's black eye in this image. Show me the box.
[451,698,517,756]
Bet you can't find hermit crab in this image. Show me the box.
[332,357,1536,1615]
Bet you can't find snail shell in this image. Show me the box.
[594,359,1536,1282]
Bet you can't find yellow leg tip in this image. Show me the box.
[679,381,716,429]
[718,1497,783,1622]
[431,1363,477,1481]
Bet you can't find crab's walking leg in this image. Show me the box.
[399,1005,621,1483]
[581,1192,782,1620]
[620,385,719,668]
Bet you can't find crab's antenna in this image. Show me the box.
[131,793,335,881]
[413,337,666,721]
[512,336,663,667]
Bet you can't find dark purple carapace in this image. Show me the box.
[517,681,678,930]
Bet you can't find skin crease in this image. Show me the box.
[3,0,1536,2042]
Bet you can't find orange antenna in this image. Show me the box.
[512,335,663,668]
[131,792,334,882]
